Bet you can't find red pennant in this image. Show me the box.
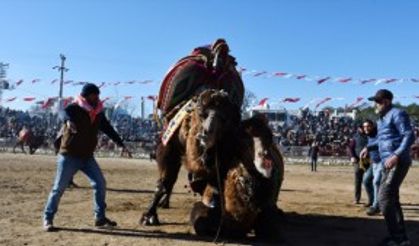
[384,78,397,84]
[283,97,300,103]
[41,97,56,109]
[296,75,306,80]
[258,98,269,106]
[315,97,332,109]
[274,72,288,77]
[6,97,17,102]
[253,71,267,77]
[338,77,352,83]
[360,79,376,84]
[23,97,36,102]
[317,77,330,84]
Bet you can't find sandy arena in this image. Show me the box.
[1,153,418,246]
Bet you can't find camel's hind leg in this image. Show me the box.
[140,141,182,226]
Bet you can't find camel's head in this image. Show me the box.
[195,89,240,150]
[242,114,274,178]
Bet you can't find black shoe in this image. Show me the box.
[43,219,54,232]
[95,217,117,228]
[366,206,380,216]
[364,202,372,208]
[378,236,411,246]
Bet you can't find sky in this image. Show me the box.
[1,0,418,116]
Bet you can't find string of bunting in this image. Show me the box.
[239,67,419,85]
[3,78,154,89]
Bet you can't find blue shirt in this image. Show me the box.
[376,106,414,164]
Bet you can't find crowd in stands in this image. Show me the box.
[0,107,159,151]
[276,110,356,156]
[1,106,417,158]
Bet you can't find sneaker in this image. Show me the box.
[366,206,380,216]
[43,219,54,232]
[95,217,117,228]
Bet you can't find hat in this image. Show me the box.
[367,89,393,102]
[81,83,100,97]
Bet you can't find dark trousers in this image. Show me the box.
[354,162,364,203]
[378,162,410,240]
[310,157,317,172]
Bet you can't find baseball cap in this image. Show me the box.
[367,89,393,102]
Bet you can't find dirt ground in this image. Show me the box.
[1,153,419,246]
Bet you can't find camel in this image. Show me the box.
[140,89,242,226]
[13,128,45,154]
[190,114,284,240]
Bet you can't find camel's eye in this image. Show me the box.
[199,111,208,118]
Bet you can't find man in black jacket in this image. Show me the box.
[43,83,131,231]
[348,124,368,205]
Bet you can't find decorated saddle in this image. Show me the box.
[157,39,244,118]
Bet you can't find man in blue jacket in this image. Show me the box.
[361,89,414,246]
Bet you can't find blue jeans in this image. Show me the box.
[363,162,383,208]
[44,154,107,221]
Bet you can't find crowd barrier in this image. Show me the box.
[0,138,417,165]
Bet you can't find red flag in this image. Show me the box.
[127,80,136,84]
[296,75,306,80]
[16,79,24,86]
[411,78,419,83]
[147,95,157,101]
[23,97,36,102]
[64,80,73,85]
[360,79,376,84]
[62,97,74,107]
[274,72,288,77]
[139,80,153,84]
[384,78,397,84]
[124,96,133,100]
[6,97,17,102]
[32,79,41,84]
[253,71,267,77]
[317,77,330,84]
[348,97,364,109]
[338,77,352,83]
[283,97,300,103]
[41,97,56,109]
[51,79,59,84]
[315,97,332,109]
[113,82,121,86]
[258,98,269,106]
[238,67,247,73]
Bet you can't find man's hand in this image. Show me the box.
[385,155,399,169]
[350,157,357,163]
[121,146,133,158]
[66,121,77,134]
[359,147,368,160]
